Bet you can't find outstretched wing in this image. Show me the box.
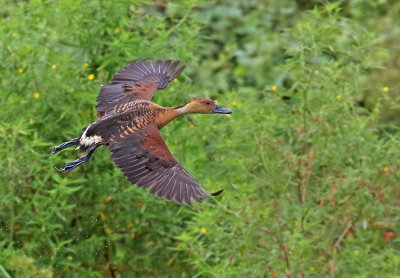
[97,60,185,116]
[109,125,219,206]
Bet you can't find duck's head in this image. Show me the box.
[179,98,232,114]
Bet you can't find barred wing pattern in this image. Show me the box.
[109,125,210,206]
[112,60,185,89]
[96,60,185,116]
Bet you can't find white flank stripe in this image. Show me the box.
[79,125,102,146]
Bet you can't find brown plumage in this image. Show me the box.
[51,60,232,206]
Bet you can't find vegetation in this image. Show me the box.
[1,0,399,277]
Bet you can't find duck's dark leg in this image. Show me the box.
[58,145,99,173]
[51,137,80,155]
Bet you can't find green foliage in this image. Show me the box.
[1,0,399,277]
[0,248,52,278]
[176,3,400,277]
[0,0,205,277]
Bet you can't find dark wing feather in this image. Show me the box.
[109,125,210,206]
[96,60,185,116]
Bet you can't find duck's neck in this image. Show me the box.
[156,105,189,129]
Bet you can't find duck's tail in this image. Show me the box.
[211,189,224,196]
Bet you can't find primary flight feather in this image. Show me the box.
[51,60,231,206]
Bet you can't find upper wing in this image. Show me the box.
[96,60,185,117]
[109,125,216,206]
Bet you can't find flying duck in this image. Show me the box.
[51,60,232,206]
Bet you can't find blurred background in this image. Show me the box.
[1,0,399,277]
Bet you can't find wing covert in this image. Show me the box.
[109,125,211,206]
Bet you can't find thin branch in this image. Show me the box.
[280,240,291,276]
[301,149,314,203]
[0,264,12,278]
[296,149,314,204]
[330,221,353,278]
[211,199,241,218]
[104,239,115,278]
[274,211,291,278]
[334,221,352,250]
[296,160,304,204]
[166,8,192,36]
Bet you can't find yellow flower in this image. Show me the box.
[29,118,34,125]
[200,228,207,234]
[271,85,277,91]
[215,99,219,104]
[231,101,237,107]
[114,27,121,34]
[88,74,95,80]
[83,63,89,68]
[226,114,231,118]
[34,92,40,99]
[336,95,342,100]
[309,267,315,271]
[384,167,390,174]
[189,123,194,128]
[347,231,354,239]
[382,86,389,93]
[51,64,56,70]
[173,78,178,83]
[18,68,24,74]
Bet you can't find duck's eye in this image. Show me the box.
[206,101,211,105]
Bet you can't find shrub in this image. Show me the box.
[0,0,206,277]
[176,3,400,277]
[1,1,399,277]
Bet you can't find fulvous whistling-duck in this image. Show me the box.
[51,60,232,206]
